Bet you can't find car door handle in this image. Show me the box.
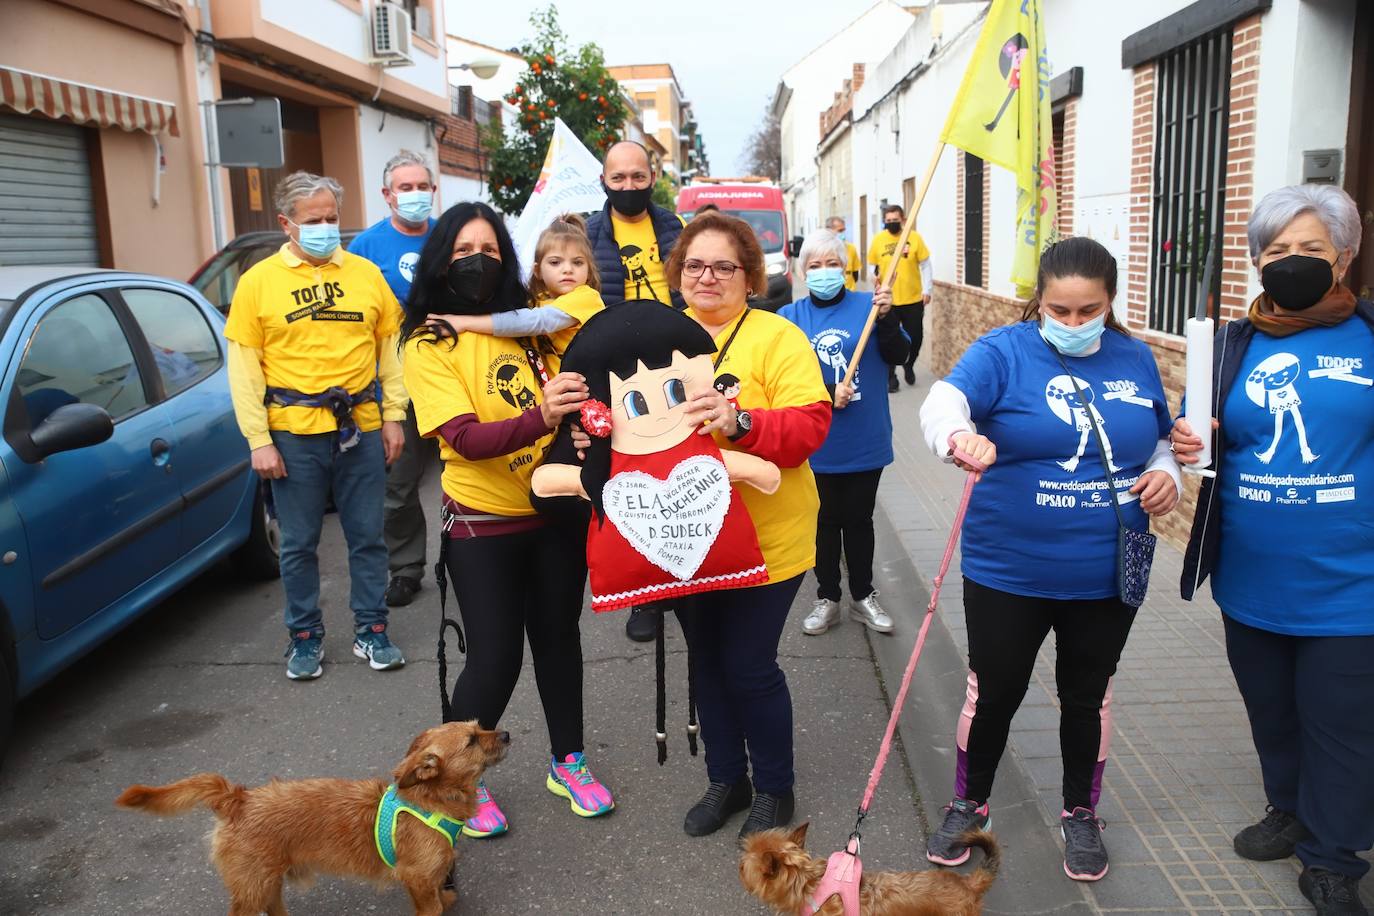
[150,438,172,467]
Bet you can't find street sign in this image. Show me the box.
[213,98,284,168]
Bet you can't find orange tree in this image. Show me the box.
[483,7,625,213]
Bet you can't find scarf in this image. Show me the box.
[1247,284,1357,338]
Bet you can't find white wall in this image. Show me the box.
[358,105,436,224]
[440,173,489,209]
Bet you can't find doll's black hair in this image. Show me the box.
[557,299,717,523]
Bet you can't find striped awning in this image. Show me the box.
[0,66,179,137]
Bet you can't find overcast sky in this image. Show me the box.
[442,0,877,173]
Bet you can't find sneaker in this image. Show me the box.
[904,365,917,385]
[626,605,659,643]
[1061,807,1109,881]
[384,576,420,607]
[1300,866,1368,916]
[460,779,508,838]
[926,797,991,866]
[352,624,405,670]
[888,374,900,394]
[284,631,323,680]
[684,778,752,837]
[1234,805,1310,861]
[850,591,895,634]
[546,753,615,817]
[802,598,841,635]
[739,790,795,839]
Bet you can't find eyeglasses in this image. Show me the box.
[682,259,741,280]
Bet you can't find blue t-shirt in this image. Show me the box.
[779,292,898,474]
[347,217,435,304]
[1212,318,1374,636]
[945,322,1172,599]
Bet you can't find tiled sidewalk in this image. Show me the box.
[878,373,1373,914]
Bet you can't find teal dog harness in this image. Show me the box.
[374,783,463,868]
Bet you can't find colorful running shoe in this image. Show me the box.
[926,796,991,866]
[1061,807,1109,881]
[546,753,615,817]
[459,780,508,839]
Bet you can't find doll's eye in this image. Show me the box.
[623,390,649,418]
[663,378,686,407]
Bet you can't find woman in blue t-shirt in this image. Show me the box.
[1174,185,1374,913]
[918,237,1181,882]
[778,230,908,636]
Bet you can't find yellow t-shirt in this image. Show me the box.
[223,245,401,435]
[403,334,550,517]
[699,308,829,585]
[867,230,931,305]
[543,284,605,367]
[611,213,671,305]
[844,242,862,291]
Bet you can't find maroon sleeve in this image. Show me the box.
[733,400,832,468]
[438,409,549,460]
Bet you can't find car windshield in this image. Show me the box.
[690,209,785,254]
[193,244,278,313]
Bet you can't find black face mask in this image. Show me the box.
[446,253,504,313]
[884,221,902,235]
[1261,254,1335,312]
[602,180,653,218]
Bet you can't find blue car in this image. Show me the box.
[0,267,278,752]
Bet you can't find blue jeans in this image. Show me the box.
[270,429,388,636]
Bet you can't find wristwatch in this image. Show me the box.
[729,409,753,441]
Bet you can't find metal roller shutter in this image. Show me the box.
[0,112,100,267]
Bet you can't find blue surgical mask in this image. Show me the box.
[290,220,340,258]
[835,229,847,242]
[1040,311,1107,356]
[806,267,846,300]
[395,190,433,224]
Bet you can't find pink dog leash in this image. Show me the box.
[803,447,986,916]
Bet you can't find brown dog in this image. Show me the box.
[740,822,1000,916]
[115,721,508,916]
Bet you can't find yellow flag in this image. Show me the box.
[940,0,1056,297]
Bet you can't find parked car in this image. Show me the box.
[677,180,792,310]
[191,230,362,314]
[0,266,278,754]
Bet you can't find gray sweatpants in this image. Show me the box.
[385,405,435,581]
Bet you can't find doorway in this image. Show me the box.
[1344,2,1374,298]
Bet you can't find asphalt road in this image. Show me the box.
[0,471,933,915]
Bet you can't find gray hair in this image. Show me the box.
[382,150,433,189]
[273,171,343,219]
[797,229,849,268]
[825,215,846,230]
[1247,184,1362,260]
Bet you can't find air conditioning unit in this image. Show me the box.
[370,1,413,67]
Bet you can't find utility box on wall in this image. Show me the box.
[1302,149,1341,185]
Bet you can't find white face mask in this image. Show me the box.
[1040,311,1107,356]
[394,190,433,224]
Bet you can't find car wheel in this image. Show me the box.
[231,482,281,581]
[0,649,13,763]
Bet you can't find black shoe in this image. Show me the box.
[739,789,795,839]
[1300,867,1368,915]
[1233,805,1310,861]
[1061,807,1109,881]
[887,374,900,393]
[626,605,660,642]
[904,365,916,385]
[684,778,752,837]
[384,576,420,607]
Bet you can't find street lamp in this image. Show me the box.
[449,60,502,80]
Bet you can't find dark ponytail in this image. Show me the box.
[1019,236,1129,335]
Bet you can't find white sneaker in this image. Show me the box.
[850,592,894,633]
[802,598,841,635]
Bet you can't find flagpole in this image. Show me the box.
[840,139,946,390]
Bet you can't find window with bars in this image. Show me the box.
[963,152,984,288]
[1149,29,1231,335]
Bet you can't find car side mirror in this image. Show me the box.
[30,403,114,460]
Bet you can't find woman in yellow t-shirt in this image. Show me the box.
[660,212,832,840]
[400,202,613,837]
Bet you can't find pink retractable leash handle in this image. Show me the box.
[850,445,987,844]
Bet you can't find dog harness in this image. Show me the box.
[373,784,463,868]
[802,846,863,916]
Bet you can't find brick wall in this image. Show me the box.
[929,281,1023,379]
[436,97,498,183]
[1057,98,1077,239]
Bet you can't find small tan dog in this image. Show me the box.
[740,822,1000,916]
[116,721,508,916]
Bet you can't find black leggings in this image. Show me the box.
[814,469,883,601]
[956,577,1137,811]
[443,520,587,759]
[889,302,924,371]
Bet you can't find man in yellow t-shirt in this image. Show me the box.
[223,171,408,681]
[867,203,933,391]
[826,216,863,291]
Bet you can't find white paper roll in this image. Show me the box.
[1184,316,1214,471]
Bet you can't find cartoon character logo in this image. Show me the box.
[1244,353,1318,464]
[1045,375,1121,474]
[713,373,742,410]
[495,363,537,410]
[620,243,660,301]
[399,251,420,283]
